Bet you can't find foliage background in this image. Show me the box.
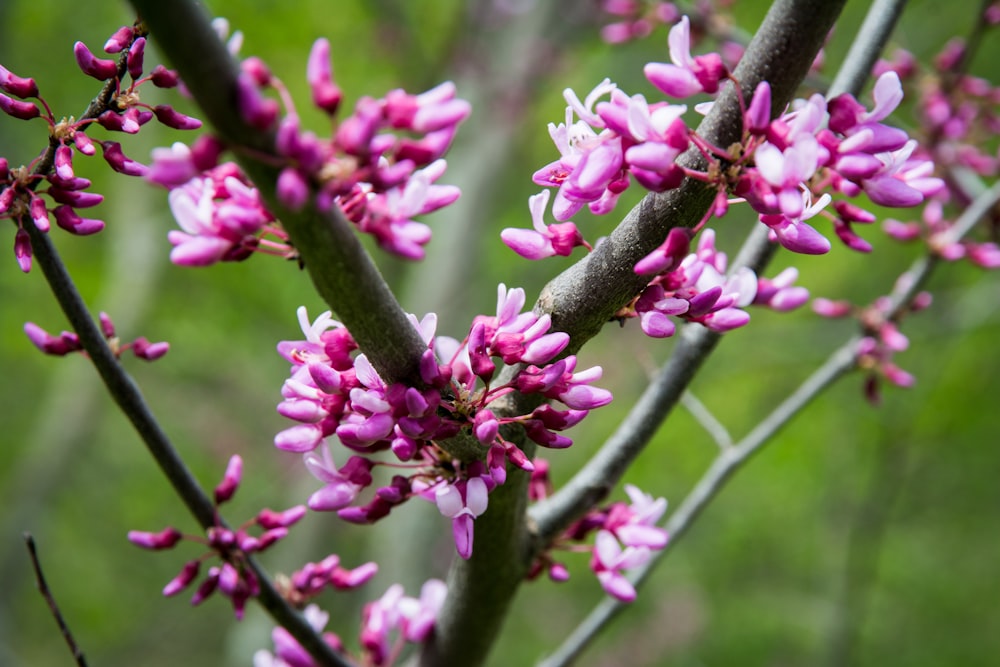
[0,1,997,666]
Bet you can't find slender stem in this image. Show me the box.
[680,391,733,450]
[537,337,860,667]
[825,431,909,667]
[25,534,88,667]
[24,221,218,528]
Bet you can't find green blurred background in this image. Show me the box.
[1,1,998,665]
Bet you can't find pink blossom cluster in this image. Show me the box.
[873,43,1000,267]
[1,23,199,272]
[513,29,939,266]
[632,228,811,337]
[813,275,933,405]
[529,478,669,603]
[128,455,375,619]
[254,579,446,667]
[161,160,291,266]
[148,30,469,264]
[273,284,613,559]
[504,15,954,349]
[599,0,680,44]
[253,604,346,667]
[24,311,168,361]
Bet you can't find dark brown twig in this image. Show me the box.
[24,533,88,667]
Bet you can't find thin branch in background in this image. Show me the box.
[537,336,860,667]
[826,433,910,667]
[680,391,733,450]
[24,534,88,667]
[827,0,909,98]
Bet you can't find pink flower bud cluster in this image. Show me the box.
[884,199,1000,268]
[622,228,808,338]
[279,554,379,608]
[255,578,448,667]
[359,579,447,667]
[24,311,169,361]
[273,285,613,559]
[1,24,199,272]
[813,275,933,405]
[258,571,444,667]
[529,483,669,603]
[162,160,290,266]
[520,19,943,256]
[253,604,345,667]
[128,455,332,619]
[149,32,469,263]
[599,1,680,44]
[724,71,943,256]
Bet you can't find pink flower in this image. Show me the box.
[644,16,726,98]
[435,476,490,559]
[590,529,651,602]
[165,167,276,266]
[502,190,587,259]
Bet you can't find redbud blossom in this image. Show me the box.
[103,25,134,53]
[73,41,118,80]
[127,527,183,550]
[0,64,39,98]
[214,455,243,504]
[644,16,727,98]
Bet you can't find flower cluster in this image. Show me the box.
[149,26,469,264]
[529,479,669,603]
[599,0,680,44]
[254,579,447,667]
[253,604,345,667]
[872,42,1000,268]
[1,22,199,272]
[128,455,373,619]
[274,285,612,559]
[24,311,168,361]
[502,16,952,347]
[813,275,933,405]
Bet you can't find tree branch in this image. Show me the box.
[537,0,848,350]
[25,534,88,667]
[418,1,847,665]
[529,0,912,550]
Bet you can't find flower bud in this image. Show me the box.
[74,41,118,80]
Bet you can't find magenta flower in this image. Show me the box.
[254,604,345,667]
[435,476,490,559]
[590,530,651,602]
[644,16,726,98]
[754,267,810,311]
[360,580,447,666]
[501,190,587,260]
[861,140,944,208]
[303,445,370,511]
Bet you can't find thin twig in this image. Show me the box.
[538,337,859,667]
[680,391,733,450]
[24,192,355,667]
[24,534,88,667]
[827,0,909,98]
